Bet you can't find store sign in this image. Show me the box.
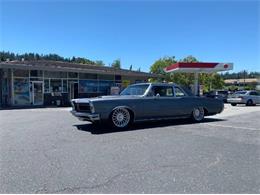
[110,86,120,95]
[122,80,130,88]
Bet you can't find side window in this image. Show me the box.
[151,86,174,97]
[249,92,257,96]
[174,87,185,97]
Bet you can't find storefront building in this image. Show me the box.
[0,60,157,108]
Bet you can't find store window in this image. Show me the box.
[30,70,43,77]
[62,79,68,93]
[79,73,97,79]
[30,77,43,81]
[98,74,114,80]
[50,79,62,92]
[99,80,114,93]
[44,71,67,78]
[68,72,78,78]
[115,75,121,82]
[13,78,30,105]
[44,79,50,93]
[13,69,29,77]
[79,80,98,93]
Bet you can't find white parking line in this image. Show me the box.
[204,123,259,131]
[7,107,73,112]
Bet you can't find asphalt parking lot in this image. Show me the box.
[0,104,260,193]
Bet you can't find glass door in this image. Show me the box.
[69,81,78,100]
[69,82,75,100]
[32,82,43,105]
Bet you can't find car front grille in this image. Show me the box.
[72,101,91,113]
[78,103,91,112]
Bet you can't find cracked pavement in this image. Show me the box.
[0,105,260,193]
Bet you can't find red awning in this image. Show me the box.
[164,62,233,73]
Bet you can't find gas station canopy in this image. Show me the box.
[164,62,233,73]
[163,62,233,95]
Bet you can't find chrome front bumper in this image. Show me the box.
[227,98,244,104]
[70,110,100,122]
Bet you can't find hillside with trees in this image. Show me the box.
[0,51,104,66]
[220,71,260,79]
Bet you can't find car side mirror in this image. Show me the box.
[155,93,160,98]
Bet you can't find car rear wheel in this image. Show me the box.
[111,107,131,129]
[246,99,253,106]
[191,107,205,122]
[231,103,237,106]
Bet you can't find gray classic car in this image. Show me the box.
[71,83,224,128]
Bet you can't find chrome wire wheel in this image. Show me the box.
[111,108,131,128]
[192,107,204,122]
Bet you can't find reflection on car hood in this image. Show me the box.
[72,95,142,103]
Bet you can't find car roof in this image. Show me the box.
[130,82,178,87]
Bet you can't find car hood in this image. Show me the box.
[72,95,142,103]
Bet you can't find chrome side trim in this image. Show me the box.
[134,115,190,122]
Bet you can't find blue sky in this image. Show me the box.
[0,0,259,72]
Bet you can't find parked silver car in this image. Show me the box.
[71,83,224,129]
[227,90,260,106]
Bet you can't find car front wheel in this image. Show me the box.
[191,107,205,122]
[110,107,132,129]
[231,103,237,106]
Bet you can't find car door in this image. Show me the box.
[172,86,193,116]
[249,91,260,104]
[256,92,260,104]
[248,91,258,104]
[142,85,193,119]
[140,85,177,119]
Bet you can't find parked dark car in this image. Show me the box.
[71,83,224,129]
[204,90,229,103]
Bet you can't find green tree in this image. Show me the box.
[180,55,198,63]
[95,60,105,66]
[112,59,121,69]
[150,56,199,84]
[150,56,177,82]
[129,64,133,71]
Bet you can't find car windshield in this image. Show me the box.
[120,84,149,96]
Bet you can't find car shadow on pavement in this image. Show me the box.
[74,118,226,135]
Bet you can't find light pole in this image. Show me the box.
[243,70,246,89]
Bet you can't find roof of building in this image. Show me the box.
[0,60,158,78]
[224,78,259,84]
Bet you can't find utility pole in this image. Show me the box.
[243,70,246,89]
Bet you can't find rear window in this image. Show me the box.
[217,91,228,95]
[235,91,247,95]
[249,91,259,96]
